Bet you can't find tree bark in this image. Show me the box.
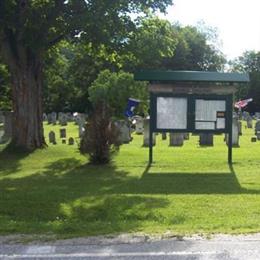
[10,59,46,151]
[0,40,46,151]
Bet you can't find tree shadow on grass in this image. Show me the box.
[0,158,169,236]
[105,163,260,195]
[0,147,31,175]
[1,158,260,236]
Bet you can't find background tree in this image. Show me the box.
[231,51,260,112]
[163,25,226,71]
[43,41,76,113]
[89,70,148,118]
[121,17,178,71]
[0,0,172,151]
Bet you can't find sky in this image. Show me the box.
[159,0,260,60]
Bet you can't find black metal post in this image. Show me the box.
[228,95,233,164]
[228,128,232,164]
[149,93,153,164]
[149,122,153,164]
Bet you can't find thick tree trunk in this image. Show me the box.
[10,60,46,151]
[1,25,48,151]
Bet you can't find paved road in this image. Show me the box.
[1,235,260,259]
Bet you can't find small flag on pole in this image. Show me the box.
[234,98,253,109]
[124,98,140,117]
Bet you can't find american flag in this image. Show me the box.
[234,98,253,109]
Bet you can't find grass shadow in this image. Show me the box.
[0,146,31,175]
[1,156,260,236]
[0,158,169,236]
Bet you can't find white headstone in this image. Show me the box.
[135,116,144,134]
[143,119,155,146]
[226,117,239,147]
[116,120,132,144]
[255,120,260,140]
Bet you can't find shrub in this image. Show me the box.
[79,102,121,164]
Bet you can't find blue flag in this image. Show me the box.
[124,98,140,117]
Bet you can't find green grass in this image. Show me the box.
[1,121,260,238]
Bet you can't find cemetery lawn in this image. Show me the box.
[1,122,260,238]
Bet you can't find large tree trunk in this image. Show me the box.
[0,40,46,151]
[10,59,46,150]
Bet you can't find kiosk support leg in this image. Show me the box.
[228,128,232,164]
[228,95,233,165]
[149,125,153,164]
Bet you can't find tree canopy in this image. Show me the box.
[231,51,260,112]
[89,70,148,118]
[0,0,173,150]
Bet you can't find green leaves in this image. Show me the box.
[89,70,148,118]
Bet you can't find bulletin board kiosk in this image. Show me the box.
[134,71,249,164]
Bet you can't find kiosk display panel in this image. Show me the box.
[195,99,226,130]
[156,97,188,129]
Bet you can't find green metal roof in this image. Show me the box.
[134,70,250,83]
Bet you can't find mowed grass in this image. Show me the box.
[1,121,260,238]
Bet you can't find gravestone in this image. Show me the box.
[226,117,239,147]
[143,118,155,146]
[162,132,167,140]
[78,124,85,138]
[62,139,66,144]
[238,121,242,135]
[47,113,52,124]
[246,116,253,128]
[48,131,56,144]
[60,128,66,139]
[242,111,249,121]
[58,113,68,126]
[183,133,189,140]
[0,111,13,144]
[43,113,47,121]
[51,112,57,125]
[115,120,132,144]
[255,120,260,140]
[135,116,144,134]
[255,112,260,119]
[169,133,184,146]
[74,113,86,125]
[66,112,73,122]
[68,137,74,145]
[199,133,213,146]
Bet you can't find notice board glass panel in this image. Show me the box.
[195,99,226,130]
[157,97,187,129]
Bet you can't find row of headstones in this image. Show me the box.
[242,114,260,142]
[1,112,259,147]
[43,112,86,127]
[143,118,242,147]
[48,129,75,145]
[241,111,260,121]
[49,121,133,146]
[0,111,86,144]
[0,112,132,145]
[110,117,243,147]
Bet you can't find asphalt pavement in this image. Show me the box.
[1,234,260,259]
